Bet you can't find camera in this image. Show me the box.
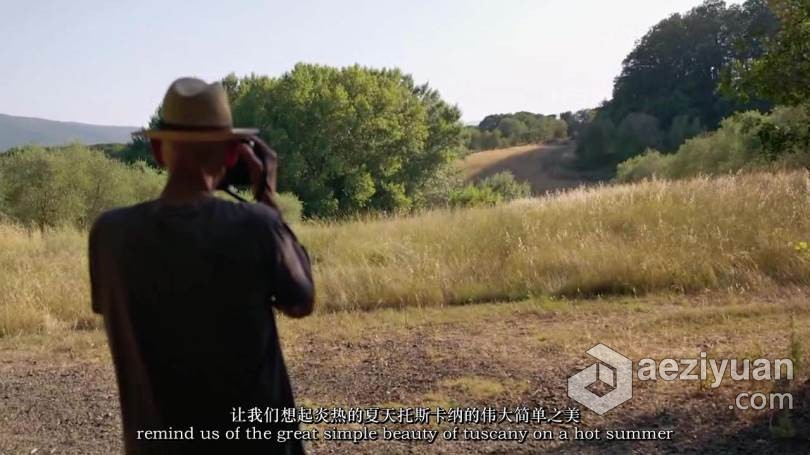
[218,139,267,194]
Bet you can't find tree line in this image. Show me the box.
[1,64,534,228]
[0,143,306,229]
[462,112,568,151]
[616,0,810,180]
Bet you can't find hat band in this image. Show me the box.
[158,121,233,132]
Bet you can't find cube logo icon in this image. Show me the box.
[567,343,633,415]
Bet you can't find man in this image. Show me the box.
[89,77,314,454]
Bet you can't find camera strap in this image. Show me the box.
[222,186,248,203]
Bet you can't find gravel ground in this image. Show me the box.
[2,291,809,454]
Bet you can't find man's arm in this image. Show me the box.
[236,136,315,317]
[88,218,105,315]
[266,216,315,318]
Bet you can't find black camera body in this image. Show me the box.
[218,139,268,200]
[219,139,265,190]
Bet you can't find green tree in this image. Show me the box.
[723,0,810,105]
[577,0,778,169]
[497,118,528,145]
[561,109,596,139]
[480,130,504,150]
[0,146,82,229]
[230,64,462,217]
[114,108,163,165]
[608,0,776,129]
[0,145,164,229]
[465,112,568,150]
[615,113,662,161]
[665,115,704,150]
[131,65,462,218]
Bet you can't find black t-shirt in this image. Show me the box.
[89,196,312,454]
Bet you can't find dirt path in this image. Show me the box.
[461,142,611,194]
[2,290,809,454]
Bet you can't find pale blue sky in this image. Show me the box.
[1,0,734,126]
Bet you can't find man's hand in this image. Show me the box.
[235,137,279,210]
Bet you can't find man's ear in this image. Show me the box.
[150,139,164,167]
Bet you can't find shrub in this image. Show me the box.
[447,171,530,208]
[275,192,303,223]
[449,185,501,207]
[218,188,304,223]
[0,144,165,229]
[616,150,673,182]
[412,162,465,208]
[616,106,810,182]
[477,171,531,201]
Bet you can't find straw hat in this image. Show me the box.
[137,77,258,142]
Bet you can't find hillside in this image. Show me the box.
[461,142,611,194]
[0,113,137,152]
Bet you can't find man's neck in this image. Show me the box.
[160,172,217,204]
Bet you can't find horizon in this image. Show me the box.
[0,0,739,128]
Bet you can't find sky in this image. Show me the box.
[0,0,737,127]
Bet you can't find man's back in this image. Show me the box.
[89,196,311,454]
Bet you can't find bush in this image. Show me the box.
[616,106,810,182]
[219,188,304,223]
[275,192,303,223]
[448,171,529,208]
[616,150,672,182]
[412,162,465,208]
[449,185,501,207]
[0,144,165,229]
[478,171,531,201]
[2,144,309,227]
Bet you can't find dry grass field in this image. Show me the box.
[1,169,809,453]
[461,142,610,194]
[2,170,809,334]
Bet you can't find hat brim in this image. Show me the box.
[137,128,259,142]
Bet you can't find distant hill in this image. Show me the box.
[460,142,610,194]
[0,113,137,152]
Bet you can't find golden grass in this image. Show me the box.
[302,170,810,312]
[0,224,94,337]
[460,142,596,194]
[461,144,542,179]
[1,170,808,337]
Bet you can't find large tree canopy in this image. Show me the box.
[608,0,777,128]
[125,65,463,218]
[722,0,810,105]
[230,64,463,217]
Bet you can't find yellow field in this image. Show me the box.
[1,170,808,337]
